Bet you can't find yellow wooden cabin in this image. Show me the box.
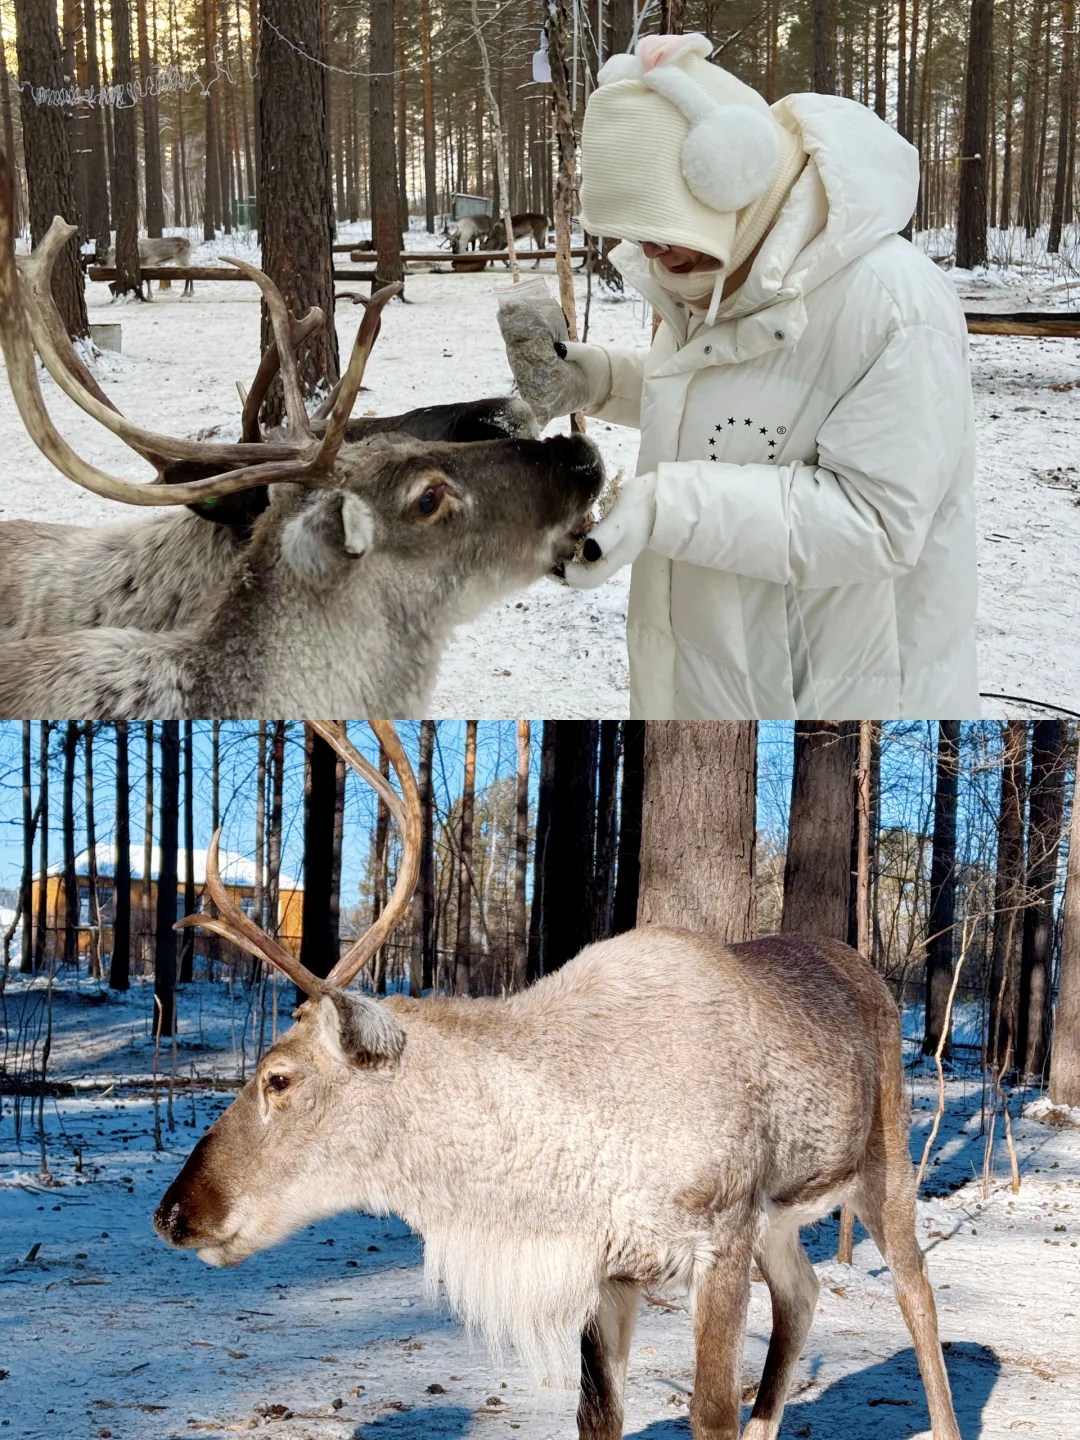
[31,844,303,967]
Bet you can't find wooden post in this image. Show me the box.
[546,0,585,430]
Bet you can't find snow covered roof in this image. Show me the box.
[36,844,300,891]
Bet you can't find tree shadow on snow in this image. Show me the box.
[349,1403,473,1437]
[626,1342,1000,1439]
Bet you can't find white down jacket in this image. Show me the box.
[588,94,979,719]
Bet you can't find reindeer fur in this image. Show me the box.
[155,930,961,1439]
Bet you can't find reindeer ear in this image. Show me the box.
[281,491,375,586]
[317,991,405,1070]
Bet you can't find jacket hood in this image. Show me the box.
[611,94,919,322]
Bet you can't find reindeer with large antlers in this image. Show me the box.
[156,723,961,1440]
[0,162,602,715]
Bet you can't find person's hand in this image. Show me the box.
[497,299,611,426]
[564,471,657,588]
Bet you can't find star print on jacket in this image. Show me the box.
[702,414,788,464]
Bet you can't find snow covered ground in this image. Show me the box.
[0,225,1077,716]
[2,973,1079,1439]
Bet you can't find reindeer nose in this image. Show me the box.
[154,1193,194,1246]
[543,434,605,500]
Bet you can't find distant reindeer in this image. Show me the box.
[487,212,550,266]
[103,235,195,296]
[0,185,602,718]
[448,214,492,254]
[155,720,962,1440]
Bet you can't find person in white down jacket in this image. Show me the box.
[498,32,979,720]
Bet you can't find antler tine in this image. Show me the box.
[240,308,325,443]
[317,722,422,991]
[221,255,317,440]
[0,161,330,506]
[174,828,327,996]
[5,213,311,471]
[17,216,122,418]
[310,284,402,469]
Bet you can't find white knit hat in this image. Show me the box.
[578,33,805,275]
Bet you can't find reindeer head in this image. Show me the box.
[154,723,421,1266]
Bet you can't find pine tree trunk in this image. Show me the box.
[155,722,180,1038]
[1049,749,1080,1106]
[203,0,221,238]
[1017,721,1069,1078]
[84,723,101,979]
[419,720,436,991]
[923,721,960,1058]
[542,722,598,972]
[637,723,756,939]
[372,743,390,995]
[267,722,284,941]
[873,0,888,118]
[611,720,645,936]
[259,0,339,419]
[142,722,154,974]
[956,0,994,268]
[111,0,143,297]
[1016,0,1046,234]
[512,720,530,992]
[396,0,408,233]
[20,722,34,974]
[13,0,88,336]
[370,0,404,284]
[781,722,858,938]
[527,720,557,981]
[34,722,50,971]
[110,722,131,991]
[454,721,478,996]
[593,721,620,940]
[898,0,908,134]
[546,0,583,428]
[82,0,110,251]
[254,721,266,935]
[812,0,835,93]
[178,721,195,982]
[1000,0,1017,226]
[989,721,1027,1069]
[1047,0,1074,251]
[0,2,21,233]
[421,0,436,230]
[299,730,342,994]
[136,0,164,235]
[62,722,79,971]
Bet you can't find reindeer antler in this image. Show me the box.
[0,151,400,507]
[175,722,421,998]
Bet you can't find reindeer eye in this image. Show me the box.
[267,1074,291,1094]
[417,487,440,516]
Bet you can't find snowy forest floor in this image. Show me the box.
[0,224,1078,716]
[2,973,1079,1439]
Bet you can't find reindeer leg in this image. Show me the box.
[853,1138,961,1439]
[689,1234,753,1440]
[742,1217,820,1440]
[577,1280,640,1440]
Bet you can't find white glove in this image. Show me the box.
[497,298,612,426]
[564,471,657,589]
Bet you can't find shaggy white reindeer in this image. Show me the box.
[0,189,602,718]
[103,235,195,296]
[155,722,961,1440]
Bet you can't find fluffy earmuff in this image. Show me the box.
[596,32,779,216]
